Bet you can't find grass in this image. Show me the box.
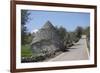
[21,44,47,62]
[21,44,33,57]
[21,44,41,57]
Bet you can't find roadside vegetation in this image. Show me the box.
[83,26,90,51]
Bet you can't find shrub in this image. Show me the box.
[75,26,83,39]
[35,55,46,61]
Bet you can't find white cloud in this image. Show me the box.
[31,29,38,33]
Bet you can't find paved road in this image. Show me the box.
[48,35,89,61]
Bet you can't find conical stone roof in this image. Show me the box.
[31,21,61,45]
[42,21,55,29]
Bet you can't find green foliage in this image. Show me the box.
[63,32,75,48]
[83,26,90,39]
[75,26,83,39]
[57,26,67,41]
[21,53,46,62]
[25,33,33,44]
[83,26,90,50]
[21,45,47,62]
[32,54,46,62]
[55,26,68,50]
[21,10,30,45]
[21,10,30,25]
[55,26,76,51]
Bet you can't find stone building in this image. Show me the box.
[31,21,62,55]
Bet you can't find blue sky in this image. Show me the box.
[25,10,90,33]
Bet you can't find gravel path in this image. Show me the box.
[48,35,89,61]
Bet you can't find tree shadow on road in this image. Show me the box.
[62,49,70,52]
[74,43,81,46]
[68,47,78,49]
[62,43,81,52]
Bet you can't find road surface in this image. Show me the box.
[48,35,89,61]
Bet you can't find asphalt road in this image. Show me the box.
[48,35,89,61]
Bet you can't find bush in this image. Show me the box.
[21,54,46,63]
[34,55,46,61]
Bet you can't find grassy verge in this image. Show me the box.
[21,44,46,62]
[21,44,33,57]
